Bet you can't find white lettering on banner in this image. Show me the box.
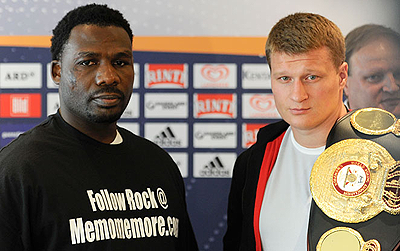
[148,69,183,84]
[197,99,233,114]
[87,188,162,212]
[69,216,179,244]
[144,64,188,88]
[1,131,24,139]
[12,97,29,114]
[194,93,237,118]
[70,187,176,245]
[193,152,236,178]
[144,93,188,118]
[241,63,271,89]
[193,123,237,148]
[0,63,42,89]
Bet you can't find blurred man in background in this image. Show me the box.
[345,24,400,117]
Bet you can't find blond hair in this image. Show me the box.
[265,13,345,70]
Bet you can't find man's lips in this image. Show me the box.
[289,107,310,115]
[381,97,400,105]
[91,93,122,107]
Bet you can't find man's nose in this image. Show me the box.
[95,63,119,86]
[382,72,400,92]
[290,79,309,102]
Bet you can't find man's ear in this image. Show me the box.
[51,60,61,85]
[338,62,348,89]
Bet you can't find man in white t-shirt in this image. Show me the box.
[223,12,348,251]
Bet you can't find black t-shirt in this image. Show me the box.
[0,112,198,250]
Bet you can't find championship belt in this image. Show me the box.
[350,108,400,136]
[317,227,380,251]
[310,108,400,223]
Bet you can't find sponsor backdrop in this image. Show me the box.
[0,1,399,250]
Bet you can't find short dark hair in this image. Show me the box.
[265,12,345,70]
[345,24,400,75]
[51,4,133,61]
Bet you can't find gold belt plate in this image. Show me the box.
[317,227,380,251]
[310,138,400,223]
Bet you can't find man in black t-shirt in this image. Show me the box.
[0,4,198,250]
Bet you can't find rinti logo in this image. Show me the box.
[0,93,41,118]
[194,93,236,118]
[144,64,188,88]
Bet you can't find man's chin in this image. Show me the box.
[87,111,123,124]
[380,104,400,118]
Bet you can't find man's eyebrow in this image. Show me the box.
[115,50,133,58]
[75,51,133,58]
[76,51,99,58]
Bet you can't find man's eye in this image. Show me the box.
[114,60,129,66]
[365,74,384,83]
[80,60,96,66]
[306,75,318,81]
[393,71,400,80]
[279,76,290,81]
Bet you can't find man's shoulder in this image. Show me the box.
[256,120,289,145]
[236,120,288,162]
[0,116,58,165]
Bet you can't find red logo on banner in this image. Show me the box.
[201,65,229,82]
[146,64,186,88]
[195,93,235,118]
[250,95,274,112]
[244,123,267,148]
[0,93,41,118]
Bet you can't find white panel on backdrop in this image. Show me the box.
[46,92,59,116]
[121,93,140,119]
[145,123,188,148]
[193,93,237,118]
[241,63,271,89]
[144,63,188,89]
[193,63,237,89]
[193,123,237,148]
[145,93,188,118]
[168,152,188,178]
[0,63,42,89]
[193,152,236,178]
[117,122,140,135]
[242,93,280,119]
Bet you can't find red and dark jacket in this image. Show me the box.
[223,120,288,251]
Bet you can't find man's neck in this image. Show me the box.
[59,110,118,144]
